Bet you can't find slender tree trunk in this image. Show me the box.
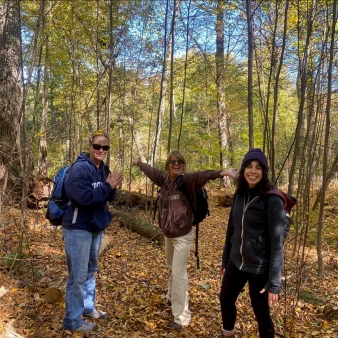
[317,0,336,276]
[39,26,49,177]
[168,0,179,153]
[271,0,289,184]
[106,0,118,165]
[177,0,191,150]
[151,0,170,165]
[216,0,230,184]
[246,0,254,148]
[288,4,315,196]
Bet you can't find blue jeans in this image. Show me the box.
[62,228,103,330]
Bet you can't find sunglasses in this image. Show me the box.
[169,159,184,165]
[92,144,110,151]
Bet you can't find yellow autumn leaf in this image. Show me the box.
[322,321,329,328]
[147,321,156,329]
[10,288,20,293]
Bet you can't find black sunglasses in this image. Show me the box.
[92,144,110,151]
[169,159,184,165]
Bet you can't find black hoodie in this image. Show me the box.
[222,189,285,294]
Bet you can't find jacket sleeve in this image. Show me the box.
[264,195,285,294]
[137,162,166,187]
[182,170,223,192]
[222,200,235,268]
[65,162,113,206]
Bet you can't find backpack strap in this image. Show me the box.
[67,160,92,224]
[176,174,200,269]
[266,189,297,214]
[153,189,160,220]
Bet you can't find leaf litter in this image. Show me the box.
[0,191,337,338]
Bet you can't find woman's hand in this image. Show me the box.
[106,172,123,189]
[260,289,281,306]
[221,168,239,179]
[219,266,225,276]
[132,157,141,166]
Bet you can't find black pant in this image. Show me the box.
[219,260,275,338]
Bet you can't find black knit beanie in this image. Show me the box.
[241,148,268,170]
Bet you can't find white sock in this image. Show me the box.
[221,326,236,336]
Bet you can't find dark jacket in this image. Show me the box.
[137,162,222,238]
[62,152,117,232]
[222,189,285,294]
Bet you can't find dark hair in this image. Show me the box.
[236,160,274,195]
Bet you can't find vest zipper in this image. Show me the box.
[239,195,259,270]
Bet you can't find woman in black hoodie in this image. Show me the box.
[220,149,285,338]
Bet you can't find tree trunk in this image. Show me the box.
[0,0,23,212]
[216,0,230,185]
[246,0,254,148]
[316,0,336,276]
[114,210,164,244]
[151,0,170,165]
[39,19,49,178]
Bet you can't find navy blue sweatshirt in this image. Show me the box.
[62,152,117,232]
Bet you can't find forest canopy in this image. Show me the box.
[0,0,337,282]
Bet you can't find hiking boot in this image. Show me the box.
[168,322,182,331]
[74,321,98,333]
[83,309,107,319]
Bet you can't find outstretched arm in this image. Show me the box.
[220,168,239,179]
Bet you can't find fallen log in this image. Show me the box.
[113,190,155,209]
[114,210,164,244]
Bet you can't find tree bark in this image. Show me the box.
[114,210,164,244]
[0,0,23,212]
[216,0,230,186]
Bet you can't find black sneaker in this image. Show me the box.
[168,322,182,331]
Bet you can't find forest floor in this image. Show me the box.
[0,187,338,338]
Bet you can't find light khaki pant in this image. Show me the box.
[165,229,193,326]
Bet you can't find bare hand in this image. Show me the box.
[132,157,141,166]
[219,267,225,276]
[221,168,239,179]
[106,172,123,189]
[260,289,281,306]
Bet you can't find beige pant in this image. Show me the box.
[165,229,193,326]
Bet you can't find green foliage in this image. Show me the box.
[1,253,42,278]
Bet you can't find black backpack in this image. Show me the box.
[175,175,209,226]
[153,174,210,268]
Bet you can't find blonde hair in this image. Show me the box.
[88,130,109,144]
[164,150,187,173]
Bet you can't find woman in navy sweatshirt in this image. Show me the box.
[62,131,123,334]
